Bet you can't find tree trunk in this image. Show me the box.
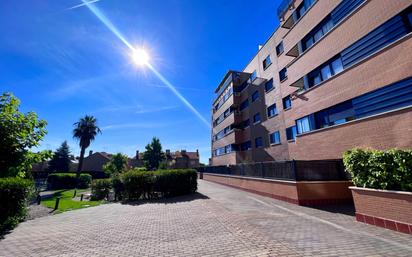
[74,147,86,197]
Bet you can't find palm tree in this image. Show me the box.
[73,115,101,196]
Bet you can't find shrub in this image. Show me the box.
[47,173,91,190]
[91,179,112,200]
[343,148,412,191]
[121,169,197,201]
[0,177,33,233]
[111,175,124,201]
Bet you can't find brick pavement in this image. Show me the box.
[0,180,411,256]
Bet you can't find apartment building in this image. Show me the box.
[211,0,412,166]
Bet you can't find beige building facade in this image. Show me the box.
[211,0,412,166]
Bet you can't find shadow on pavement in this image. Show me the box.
[122,192,209,206]
[308,203,356,216]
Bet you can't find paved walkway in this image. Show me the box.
[0,180,411,256]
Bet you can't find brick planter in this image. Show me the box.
[350,186,412,234]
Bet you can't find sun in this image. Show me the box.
[132,48,150,66]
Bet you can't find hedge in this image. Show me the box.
[122,169,197,201]
[91,179,112,200]
[47,173,92,190]
[343,148,412,191]
[0,177,33,233]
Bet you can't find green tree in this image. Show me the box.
[143,137,165,170]
[0,93,50,178]
[48,141,71,172]
[103,153,128,176]
[72,115,101,191]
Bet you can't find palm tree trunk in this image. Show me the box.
[74,147,86,197]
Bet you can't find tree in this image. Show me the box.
[72,115,101,191]
[48,141,71,172]
[143,137,165,170]
[0,92,50,178]
[103,153,128,176]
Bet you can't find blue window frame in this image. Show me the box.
[252,90,259,102]
[253,113,261,124]
[276,41,284,56]
[239,99,249,111]
[250,70,257,81]
[286,126,297,141]
[307,56,343,88]
[269,131,281,145]
[296,115,315,134]
[283,95,292,110]
[265,79,274,92]
[263,55,272,70]
[255,137,263,148]
[267,103,278,118]
[279,68,288,81]
[240,141,251,151]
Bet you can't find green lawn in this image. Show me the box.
[41,189,104,213]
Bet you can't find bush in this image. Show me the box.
[0,177,33,233]
[121,169,197,201]
[111,175,124,201]
[343,148,412,191]
[47,173,92,190]
[91,179,112,200]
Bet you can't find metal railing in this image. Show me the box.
[196,159,349,181]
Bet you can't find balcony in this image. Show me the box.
[277,0,295,20]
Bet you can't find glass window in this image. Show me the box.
[250,70,257,81]
[253,113,261,124]
[265,79,274,92]
[322,19,333,34]
[263,55,272,70]
[279,68,288,81]
[314,29,323,41]
[296,115,314,134]
[305,37,314,50]
[252,91,259,102]
[255,137,263,148]
[270,131,281,144]
[239,99,249,111]
[240,141,251,151]
[267,104,278,118]
[331,58,344,75]
[276,42,284,56]
[283,96,292,109]
[286,126,297,140]
[321,65,332,81]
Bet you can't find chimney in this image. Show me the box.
[196,149,199,156]
[89,150,93,156]
[136,150,139,159]
[181,149,186,155]
[166,149,170,155]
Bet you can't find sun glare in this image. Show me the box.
[132,48,150,66]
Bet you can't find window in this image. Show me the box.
[267,103,278,118]
[314,100,355,129]
[250,70,257,81]
[296,115,315,134]
[283,95,292,110]
[239,99,249,111]
[269,131,281,144]
[253,113,261,124]
[255,137,263,148]
[276,41,284,56]
[307,56,343,88]
[238,119,250,129]
[286,126,297,141]
[263,55,272,70]
[240,141,251,151]
[214,86,233,112]
[252,91,259,102]
[265,79,274,92]
[279,68,288,81]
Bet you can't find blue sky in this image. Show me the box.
[0,0,280,163]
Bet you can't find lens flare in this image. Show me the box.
[80,0,210,128]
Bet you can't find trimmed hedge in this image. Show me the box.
[91,179,112,200]
[343,148,412,191]
[0,177,33,233]
[122,169,197,201]
[47,173,92,190]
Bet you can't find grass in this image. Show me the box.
[41,189,103,213]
